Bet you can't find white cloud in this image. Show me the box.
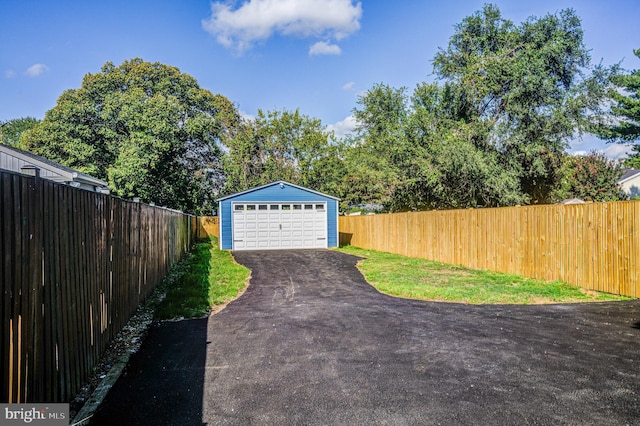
[327,114,357,139]
[570,144,634,161]
[309,41,341,56]
[239,110,256,121]
[202,0,362,53]
[603,143,634,160]
[25,64,49,77]
[341,81,355,90]
[5,70,16,78]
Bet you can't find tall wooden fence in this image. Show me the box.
[1,170,197,403]
[197,216,219,239]
[339,201,640,297]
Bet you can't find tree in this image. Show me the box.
[432,4,607,203]
[0,117,40,146]
[405,81,524,210]
[622,145,640,169]
[21,58,237,214]
[564,152,626,202]
[346,84,409,209]
[221,109,339,196]
[345,5,609,211]
[594,48,640,167]
[347,81,524,212]
[599,49,640,141]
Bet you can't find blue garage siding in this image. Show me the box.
[217,181,339,250]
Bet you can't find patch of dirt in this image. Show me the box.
[529,296,554,304]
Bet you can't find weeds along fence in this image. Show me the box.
[1,170,197,404]
[339,201,640,298]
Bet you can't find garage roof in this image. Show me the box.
[217,180,340,202]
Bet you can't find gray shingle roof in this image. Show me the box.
[618,169,640,183]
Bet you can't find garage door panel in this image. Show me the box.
[232,202,327,250]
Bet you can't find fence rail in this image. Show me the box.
[1,170,197,403]
[339,201,640,298]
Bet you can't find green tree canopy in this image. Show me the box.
[0,117,40,146]
[593,48,640,168]
[563,152,626,202]
[346,4,610,211]
[221,109,340,197]
[432,4,606,203]
[598,49,640,142]
[21,58,238,214]
[345,81,524,211]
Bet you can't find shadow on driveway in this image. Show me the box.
[91,250,640,425]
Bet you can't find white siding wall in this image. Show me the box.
[0,151,67,182]
[621,175,640,197]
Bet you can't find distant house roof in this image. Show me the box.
[558,198,585,205]
[618,168,640,198]
[0,144,108,191]
[618,169,640,184]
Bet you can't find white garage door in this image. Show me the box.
[232,202,327,250]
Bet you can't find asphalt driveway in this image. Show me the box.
[90,249,640,425]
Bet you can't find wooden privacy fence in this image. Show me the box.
[197,216,219,239]
[0,170,197,403]
[339,201,640,297]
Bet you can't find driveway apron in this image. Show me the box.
[90,249,640,425]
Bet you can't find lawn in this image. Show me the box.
[336,245,632,304]
[155,237,250,319]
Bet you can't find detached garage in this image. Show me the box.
[217,181,339,251]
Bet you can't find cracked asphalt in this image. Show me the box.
[90,249,640,425]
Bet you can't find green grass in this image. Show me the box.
[336,245,632,304]
[154,237,250,319]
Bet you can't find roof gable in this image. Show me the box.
[217,180,340,202]
[0,144,107,186]
[618,169,640,184]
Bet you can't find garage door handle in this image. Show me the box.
[279,224,282,230]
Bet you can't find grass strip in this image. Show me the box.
[336,245,633,304]
[155,237,250,319]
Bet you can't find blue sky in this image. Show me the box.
[1,0,638,158]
